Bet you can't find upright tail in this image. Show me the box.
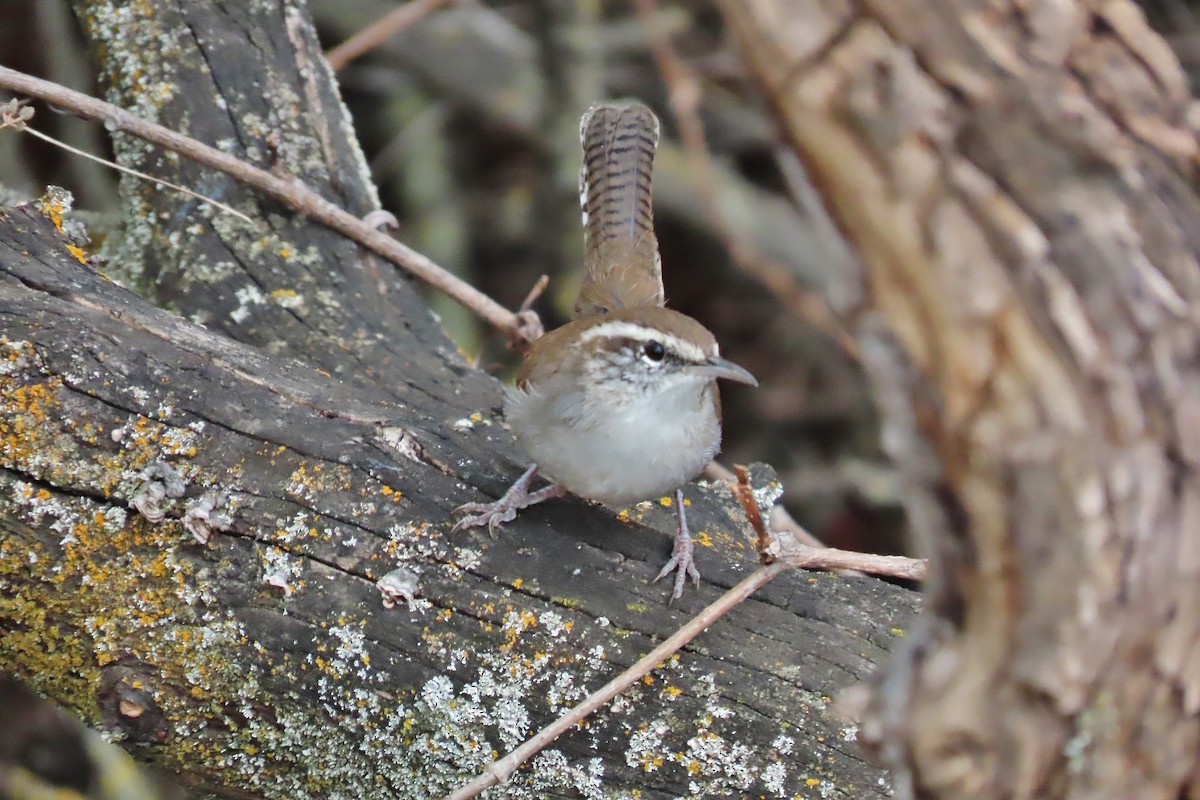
[574,102,665,318]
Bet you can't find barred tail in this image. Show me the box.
[575,102,664,317]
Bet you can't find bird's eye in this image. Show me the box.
[643,341,666,362]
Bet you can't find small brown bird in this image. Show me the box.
[453,102,756,599]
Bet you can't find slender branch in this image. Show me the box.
[778,541,926,581]
[325,0,451,71]
[0,64,541,347]
[440,561,792,800]
[1,101,251,224]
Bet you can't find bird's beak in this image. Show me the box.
[687,357,758,387]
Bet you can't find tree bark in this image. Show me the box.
[0,3,915,799]
[720,1,1200,798]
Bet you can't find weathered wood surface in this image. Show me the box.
[0,201,915,798]
[71,0,455,378]
[720,1,1200,798]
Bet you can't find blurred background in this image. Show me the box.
[14,0,1189,557]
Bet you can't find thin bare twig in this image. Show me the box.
[517,274,550,313]
[778,541,927,580]
[440,560,792,800]
[0,65,541,347]
[630,0,858,358]
[704,461,927,580]
[732,463,774,560]
[703,461,825,548]
[0,100,252,224]
[325,0,451,71]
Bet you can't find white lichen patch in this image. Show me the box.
[11,482,86,548]
[761,760,788,794]
[0,339,34,376]
[683,728,756,794]
[521,751,605,799]
[270,288,305,310]
[231,284,268,324]
[261,547,300,597]
[276,512,315,544]
[752,477,785,518]
[100,506,129,533]
[451,412,490,432]
[452,547,482,572]
[127,385,152,407]
[627,721,669,772]
[538,610,569,638]
[383,521,478,585]
[327,623,369,679]
[618,669,818,798]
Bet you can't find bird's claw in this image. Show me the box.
[654,532,701,602]
[451,501,519,536]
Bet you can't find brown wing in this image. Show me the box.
[574,102,665,318]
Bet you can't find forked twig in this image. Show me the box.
[716,460,926,579]
[0,65,540,347]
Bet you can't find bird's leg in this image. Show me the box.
[452,464,565,535]
[653,487,702,600]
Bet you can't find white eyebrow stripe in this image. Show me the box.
[578,320,709,362]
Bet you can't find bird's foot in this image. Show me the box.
[653,488,702,601]
[452,465,564,535]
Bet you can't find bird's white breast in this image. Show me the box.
[505,374,720,505]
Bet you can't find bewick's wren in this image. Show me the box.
[453,102,756,599]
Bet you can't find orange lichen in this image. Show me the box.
[34,189,89,264]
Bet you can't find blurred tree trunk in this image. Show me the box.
[0,3,915,799]
[721,0,1200,798]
